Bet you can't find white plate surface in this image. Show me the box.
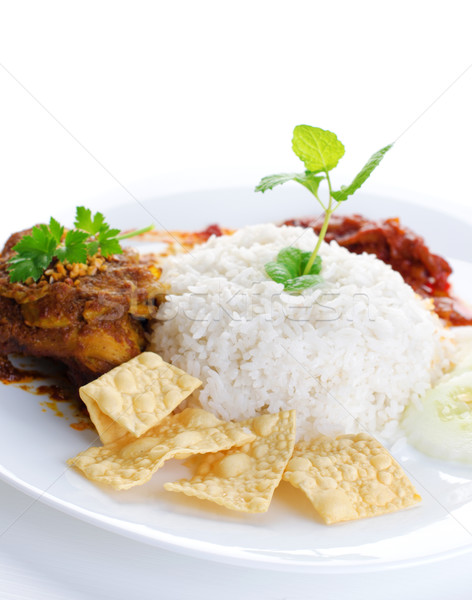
[1,186,472,573]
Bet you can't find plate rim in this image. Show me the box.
[2,462,472,574]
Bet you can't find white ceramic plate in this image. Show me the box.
[1,187,472,573]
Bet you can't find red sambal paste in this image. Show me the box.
[283,214,472,326]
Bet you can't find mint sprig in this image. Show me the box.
[330,144,393,202]
[265,247,322,292]
[256,125,392,293]
[7,207,154,283]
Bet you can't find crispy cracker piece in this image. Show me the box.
[79,352,202,443]
[164,410,296,513]
[67,408,255,490]
[283,433,421,524]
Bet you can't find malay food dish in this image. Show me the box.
[2,198,472,512]
[1,125,472,527]
[1,204,472,521]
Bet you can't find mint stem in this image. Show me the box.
[303,173,336,275]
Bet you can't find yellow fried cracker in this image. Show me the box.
[67,408,255,490]
[164,410,296,513]
[79,352,202,443]
[283,433,421,524]
[80,399,130,445]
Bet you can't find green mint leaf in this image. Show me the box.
[276,247,303,278]
[74,206,106,235]
[255,172,325,202]
[300,252,322,275]
[255,173,302,193]
[331,144,393,202]
[264,261,292,284]
[49,217,64,244]
[283,274,323,294]
[295,172,325,197]
[292,125,345,173]
[265,248,324,291]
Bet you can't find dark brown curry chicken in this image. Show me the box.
[0,228,164,386]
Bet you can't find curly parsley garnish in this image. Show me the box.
[7,206,153,283]
[256,125,392,293]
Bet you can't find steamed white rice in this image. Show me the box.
[149,223,452,441]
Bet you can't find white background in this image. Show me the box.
[1,1,472,598]
[1,0,472,229]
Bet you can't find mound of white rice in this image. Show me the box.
[149,224,452,441]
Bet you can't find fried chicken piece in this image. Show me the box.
[0,228,164,386]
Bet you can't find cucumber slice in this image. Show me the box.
[443,327,472,382]
[402,370,472,464]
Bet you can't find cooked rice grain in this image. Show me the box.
[149,224,452,441]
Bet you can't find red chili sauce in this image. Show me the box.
[196,223,224,241]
